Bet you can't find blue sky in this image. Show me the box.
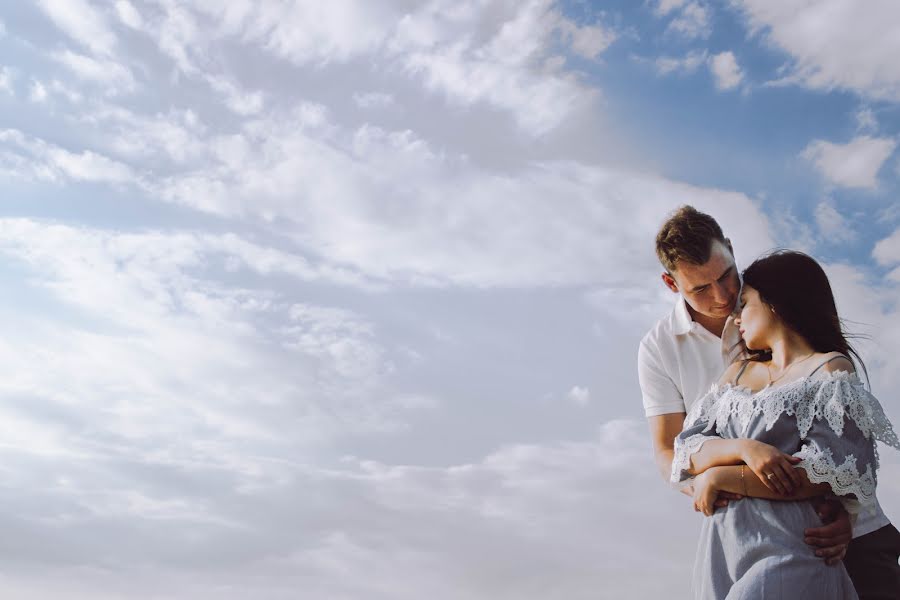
[1,1,900,598]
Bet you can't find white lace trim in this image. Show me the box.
[670,433,718,484]
[795,441,877,507]
[688,370,900,453]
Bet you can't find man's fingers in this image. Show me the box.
[718,492,743,500]
[805,534,852,547]
[805,521,853,544]
[815,544,847,560]
[825,547,848,566]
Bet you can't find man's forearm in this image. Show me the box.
[655,448,675,482]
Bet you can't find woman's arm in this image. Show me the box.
[686,438,803,495]
[692,464,830,515]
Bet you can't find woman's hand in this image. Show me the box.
[740,439,802,495]
[693,470,721,516]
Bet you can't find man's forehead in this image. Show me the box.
[672,247,735,285]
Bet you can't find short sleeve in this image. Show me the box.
[638,338,685,417]
[792,373,900,515]
[670,388,723,484]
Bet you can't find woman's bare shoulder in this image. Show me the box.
[718,359,747,386]
[810,351,856,375]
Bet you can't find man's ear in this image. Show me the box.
[725,237,734,255]
[661,272,679,293]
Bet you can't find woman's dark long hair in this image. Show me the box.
[741,250,869,384]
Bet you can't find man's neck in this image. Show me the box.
[686,304,728,338]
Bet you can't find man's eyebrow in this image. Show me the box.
[688,266,733,293]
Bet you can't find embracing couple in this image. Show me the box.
[638,206,900,599]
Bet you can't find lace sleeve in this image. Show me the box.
[670,386,723,485]
[792,372,900,514]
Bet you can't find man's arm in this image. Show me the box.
[648,412,686,482]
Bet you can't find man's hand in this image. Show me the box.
[692,471,721,516]
[681,483,742,509]
[713,491,743,508]
[805,500,852,566]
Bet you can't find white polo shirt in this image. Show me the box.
[638,296,743,417]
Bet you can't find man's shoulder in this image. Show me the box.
[639,310,675,351]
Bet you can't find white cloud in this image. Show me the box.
[396,0,598,135]
[353,91,395,110]
[0,66,13,95]
[52,49,136,93]
[734,0,900,101]
[0,129,135,184]
[28,80,48,103]
[567,385,591,406]
[162,0,609,136]
[0,19,6,37]
[35,0,118,56]
[801,135,897,189]
[0,219,391,428]
[0,414,702,597]
[142,107,773,288]
[48,78,85,103]
[667,2,711,39]
[559,20,618,59]
[206,75,264,116]
[855,106,878,133]
[79,105,207,165]
[813,201,855,243]
[709,51,743,90]
[655,0,688,16]
[115,0,143,29]
[873,227,900,267]
[654,50,708,75]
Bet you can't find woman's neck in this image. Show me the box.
[767,331,816,370]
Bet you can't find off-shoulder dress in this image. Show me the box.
[672,364,900,600]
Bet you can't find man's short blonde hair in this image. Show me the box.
[655,205,727,273]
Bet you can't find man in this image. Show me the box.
[638,206,899,598]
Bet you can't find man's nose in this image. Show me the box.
[712,281,729,303]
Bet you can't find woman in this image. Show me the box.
[671,250,900,599]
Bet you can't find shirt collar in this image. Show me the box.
[671,296,743,343]
[671,296,693,335]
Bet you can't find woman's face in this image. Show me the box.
[735,285,777,350]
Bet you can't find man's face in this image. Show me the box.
[662,240,740,319]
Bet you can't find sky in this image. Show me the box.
[1,0,900,597]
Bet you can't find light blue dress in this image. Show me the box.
[672,368,900,600]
